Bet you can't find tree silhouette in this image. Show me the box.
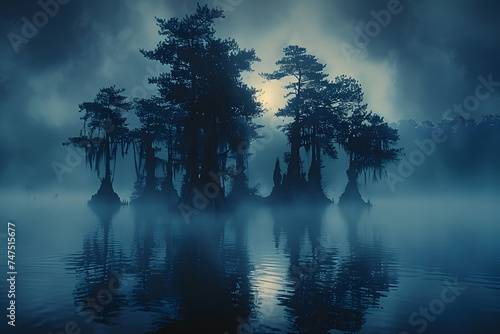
[263,46,366,202]
[61,8,414,209]
[141,4,262,210]
[272,158,282,189]
[302,75,365,198]
[65,86,131,205]
[223,84,264,205]
[262,45,328,189]
[68,205,128,327]
[130,96,180,204]
[338,103,401,206]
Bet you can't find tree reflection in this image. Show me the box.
[130,210,253,334]
[67,204,129,326]
[272,206,398,333]
[66,204,398,333]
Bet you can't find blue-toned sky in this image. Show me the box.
[1,0,499,195]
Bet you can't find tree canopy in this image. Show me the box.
[64,7,407,209]
[65,86,131,205]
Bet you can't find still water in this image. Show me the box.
[0,194,499,333]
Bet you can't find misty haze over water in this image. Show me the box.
[1,193,499,333]
[2,0,500,333]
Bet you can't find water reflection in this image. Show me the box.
[67,204,129,326]
[65,204,399,333]
[149,211,253,333]
[272,206,398,333]
[129,207,163,312]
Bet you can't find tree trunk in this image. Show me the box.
[186,109,199,190]
[104,134,111,184]
[232,147,248,198]
[287,121,301,185]
[144,134,156,194]
[339,162,368,207]
[200,115,219,184]
[273,158,282,189]
[185,71,199,192]
[285,78,302,187]
[90,134,121,206]
[308,127,321,191]
[199,114,224,209]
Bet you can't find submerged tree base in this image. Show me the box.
[161,181,180,208]
[89,178,123,207]
[338,180,371,207]
[88,197,121,221]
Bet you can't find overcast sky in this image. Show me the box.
[1,0,499,195]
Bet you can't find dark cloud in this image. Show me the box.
[333,0,500,119]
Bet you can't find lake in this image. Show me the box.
[0,193,499,333]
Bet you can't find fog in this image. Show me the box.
[2,0,500,198]
[1,194,499,333]
[1,1,500,333]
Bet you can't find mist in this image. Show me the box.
[1,1,499,333]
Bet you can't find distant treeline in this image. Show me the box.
[386,115,500,191]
